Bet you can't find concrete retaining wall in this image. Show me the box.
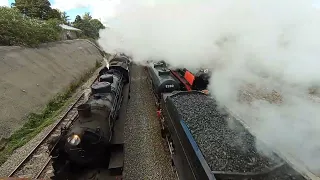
[0,39,103,139]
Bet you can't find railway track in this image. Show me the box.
[36,158,53,179]
[8,93,87,179]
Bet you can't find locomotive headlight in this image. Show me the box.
[67,134,81,146]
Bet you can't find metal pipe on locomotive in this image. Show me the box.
[48,53,131,179]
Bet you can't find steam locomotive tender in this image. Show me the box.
[157,91,308,180]
[48,54,131,179]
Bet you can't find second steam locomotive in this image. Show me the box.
[48,54,131,179]
[146,60,307,180]
[146,60,211,107]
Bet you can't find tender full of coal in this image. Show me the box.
[170,93,281,173]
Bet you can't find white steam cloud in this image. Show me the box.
[98,0,320,176]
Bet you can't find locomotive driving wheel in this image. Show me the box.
[51,153,72,180]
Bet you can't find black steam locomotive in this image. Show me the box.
[146,61,305,180]
[48,54,131,179]
[146,60,210,108]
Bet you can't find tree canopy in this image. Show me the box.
[13,0,52,20]
[72,12,105,39]
[12,0,68,23]
[0,7,61,46]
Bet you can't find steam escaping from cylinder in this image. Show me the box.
[104,57,110,69]
[97,0,320,175]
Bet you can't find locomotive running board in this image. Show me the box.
[108,82,130,176]
[111,83,129,145]
[108,145,124,176]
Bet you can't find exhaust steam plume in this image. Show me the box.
[98,0,320,175]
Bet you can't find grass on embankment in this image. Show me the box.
[0,60,102,166]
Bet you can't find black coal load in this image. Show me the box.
[170,93,281,173]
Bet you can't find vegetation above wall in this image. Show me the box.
[0,0,105,47]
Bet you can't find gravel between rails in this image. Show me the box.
[123,64,176,180]
[170,93,306,179]
[36,159,54,179]
[0,65,102,177]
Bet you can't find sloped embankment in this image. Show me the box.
[0,39,103,139]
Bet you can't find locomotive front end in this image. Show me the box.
[64,102,111,166]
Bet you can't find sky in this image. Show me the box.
[1,0,120,24]
[1,0,320,24]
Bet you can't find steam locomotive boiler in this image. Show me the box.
[48,54,131,179]
[146,61,181,105]
[146,60,211,108]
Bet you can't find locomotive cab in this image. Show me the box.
[192,69,210,90]
[175,68,210,91]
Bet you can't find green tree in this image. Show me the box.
[72,13,105,39]
[90,19,105,30]
[82,12,92,21]
[61,11,70,24]
[74,15,82,24]
[48,8,61,20]
[0,7,61,46]
[14,0,52,20]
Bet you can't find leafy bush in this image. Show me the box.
[0,7,62,47]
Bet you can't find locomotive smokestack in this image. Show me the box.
[77,103,91,118]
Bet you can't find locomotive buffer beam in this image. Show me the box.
[108,82,130,176]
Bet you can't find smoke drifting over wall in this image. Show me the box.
[98,0,320,174]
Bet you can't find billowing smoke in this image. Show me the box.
[98,0,320,175]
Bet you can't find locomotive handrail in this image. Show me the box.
[169,90,208,96]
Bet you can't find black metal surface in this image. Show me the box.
[77,103,91,118]
[100,74,114,83]
[146,61,181,98]
[91,81,112,94]
[111,83,130,145]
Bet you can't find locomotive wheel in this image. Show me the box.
[52,155,70,179]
